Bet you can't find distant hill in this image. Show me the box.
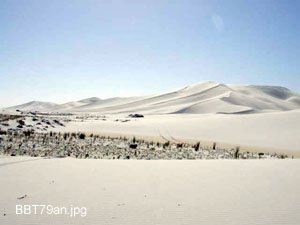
[6,101,58,111]
[6,81,300,114]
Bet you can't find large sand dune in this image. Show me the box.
[4,81,300,155]
[6,81,300,114]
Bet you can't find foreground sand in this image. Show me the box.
[0,157,299,225]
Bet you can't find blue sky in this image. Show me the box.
[0,0,299,107]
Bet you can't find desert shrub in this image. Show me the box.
[17,120,25,125]
[53,119,64,126]
[79,133,86,139]
[129,143,138,149]
[0,130,7,135]
[213,142,217,150]
[163,141,170,149]
[63,133,69,140]
[234,147,240,159]
[0,114,23,122]
[194,142,200,151]
[23,130,34,137]
[42,119,51,125]
[177,143,183,148]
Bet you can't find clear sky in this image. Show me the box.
[0,0,299,107]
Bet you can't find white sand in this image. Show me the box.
[0,157,299,225]
[53,110,300,156]
[6,82,300,114]
[4,81,300,155]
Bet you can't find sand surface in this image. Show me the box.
[53,110,300,156]
[0,157,299,225]
[4,81,300,156]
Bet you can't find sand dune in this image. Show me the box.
[6,81,300,114]
[4,81,300,154]
[7,101,59,111]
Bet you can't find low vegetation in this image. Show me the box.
[0,130,290,160]
[0,114,23,122]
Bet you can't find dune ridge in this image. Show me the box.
[6,81,300,114]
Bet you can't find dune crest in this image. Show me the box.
[6,82,300,114]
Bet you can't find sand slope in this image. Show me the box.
[0,157,299,225]
[6,81,300,114]
[53,110,300,155]
[6,101,59,111]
